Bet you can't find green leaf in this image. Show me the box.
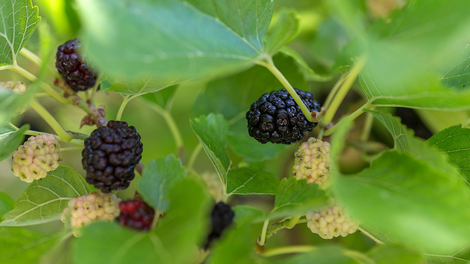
[227,118,288,162]
[264,9,300,55]
[428,125,470,181]
[1,166,91,226]
[74,178,209,264]
[72,222,167,263]
[136,154,186,211]
[154,177,210,264]
[0,123,28,162]
[273,245,360,264]
[439,45,470,90]
[368,244,423,264]
[226,168,278,196]
[425,246,470,264]
[232,205,265,225]
[0,0,41,65]
[331,0,470,110]
[77,0,272,81]
[140,85,178,109]
[369,110,458,176]
[0,192,14,220]
[332,150,470,252]
[191,114,231,185]
[269,178,328,219]
[0,227,61,264]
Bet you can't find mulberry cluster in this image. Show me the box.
[201,173,224,202]
[293,137,331,185]
[306,203,360,239]
[55,38,98,92]
[246,88,320,144]
[12,134,60,183]
[82,121,143,193]
[116,200,155,231]
[61,191,121,235]
[205,202,235,249]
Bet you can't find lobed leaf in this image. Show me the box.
[273,245,362,264]
[226,167,278,196]
[190,114,231,186]
[0,0,41,66]
[1,166,91,226]
[0,123,29,162]
[136,154,186,212]
[264,9,300,55]
[76,0,272,82]
[368,244,423,264]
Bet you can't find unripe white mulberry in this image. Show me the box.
[12,134,60,183]
[61,191,121,236]
[293,137,331,185]
[1,81,26,93]
[306,203,360,239]
[202,173,224,202]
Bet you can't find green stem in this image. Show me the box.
[324,101,371,137]
[260,245,316,257]
[360,110,374,142]
[358,227,384,245]
[187,143,202,172]
[116,95,132,121]
[258,219,270,246]
[323,72,347,110]
[258,55,314,122]
[30,100,73,142]
[146,102,184,150]
[24,130,83,146]
[59,146,84,152]
[19,48,60,79]
[322,56,367,124]
[286,215,302,229]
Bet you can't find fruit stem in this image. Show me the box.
[322,56,367,124]
[7,64,70,104]
[24,130,84,146]
[257,55,315,122]
[59,146,84,152]
[145,100,184,152]
[259,245,316,257]
[358,226,384,244]
[19,48,60,79]
[286,215,302,229]
[323,72,347,110]
[257,219,270,246]
[116,95,133,121]
[30,100,73,142]
[360,110,374,142]
[324,101,371,136]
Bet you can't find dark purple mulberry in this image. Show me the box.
[205,202,235,249]
[56,38,98,92]
[246,88,320,144]
[82,121,143,193]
